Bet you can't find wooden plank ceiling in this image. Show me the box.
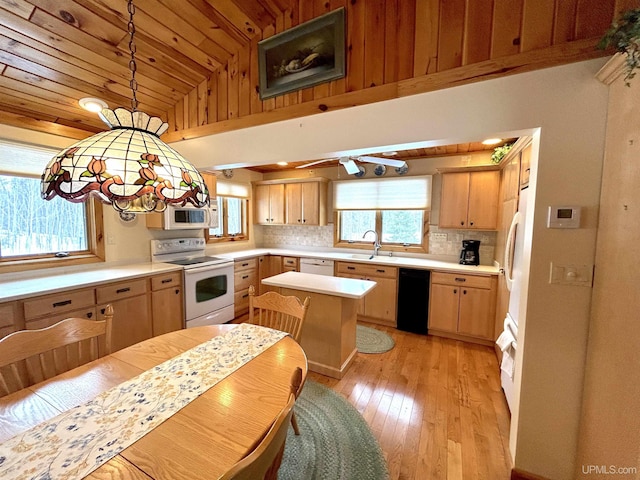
[245,138,518,173]
[0,0,627,145]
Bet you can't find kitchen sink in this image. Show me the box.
[349,254,375,260]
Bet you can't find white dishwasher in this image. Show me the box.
[299,258,335,276]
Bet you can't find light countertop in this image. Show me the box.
[262,271,377,299]
[0,263,182,303]
[217,248,499,276]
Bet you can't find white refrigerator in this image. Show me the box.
[498,186,528,412]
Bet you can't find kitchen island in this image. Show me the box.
[262,271,376,379]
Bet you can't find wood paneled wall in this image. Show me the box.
[163,0,628,142]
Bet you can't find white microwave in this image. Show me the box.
[148,204,219,230]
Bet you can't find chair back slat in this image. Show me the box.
[0,305,113,398]
[247,286,310,343]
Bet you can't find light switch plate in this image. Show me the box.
[432,233,448,241]
[549,263,594,287]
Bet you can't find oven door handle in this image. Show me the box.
[183,263,232,274]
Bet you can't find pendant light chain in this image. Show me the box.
[127,0,138,111]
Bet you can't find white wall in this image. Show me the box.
[173,59,609,479]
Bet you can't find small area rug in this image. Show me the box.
[279,380,389,480]
[356,325,395,354]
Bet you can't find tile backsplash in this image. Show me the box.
[256,224,497,265]
[257,225,334,248]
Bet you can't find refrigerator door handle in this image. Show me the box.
[504,211,522,292]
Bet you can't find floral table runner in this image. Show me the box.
[0,323,287,480]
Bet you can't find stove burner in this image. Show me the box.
[168,256,227,266]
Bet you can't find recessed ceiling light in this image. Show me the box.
[382,151,398,156]
[482,138,502,145]
[79,97,108,113]
[277,161,288,166]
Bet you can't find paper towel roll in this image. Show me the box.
[496,329,516,351]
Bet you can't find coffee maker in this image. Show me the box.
[459,240,480,265]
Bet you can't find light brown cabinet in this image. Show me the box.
[201,171,217,200]
[282,256,299,272]
[258,255,282,294]
[0,271,186,351]
[97,278,151,352]
[255,184,285,225]
[285,181,327,225]
[429,272,497,343]
[439,170,500,230]
[0,302,20,339]
[234,258,259,317]
[336,262,398,327]
[151,272,183,336]
[254,178,328,226]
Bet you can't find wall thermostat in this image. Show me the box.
[547,205,581,228]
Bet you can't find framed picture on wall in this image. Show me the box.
[258,8,346,100]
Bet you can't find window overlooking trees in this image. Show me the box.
[0,175,88,256]
[334,176,431,253]
[0,140,103,270]
[206,196,247,242]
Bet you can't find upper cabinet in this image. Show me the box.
[254,178,328,226]
[439,170,500,230]
[255,184,285,225]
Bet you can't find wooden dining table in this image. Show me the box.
[0,324,307,479]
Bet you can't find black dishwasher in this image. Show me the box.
[396,268,430,334]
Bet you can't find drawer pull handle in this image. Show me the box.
[347,266,355,270]
[242,275,249,279]
[455,278,466,282]
[376,269,385,273]
[161,278,173,284]
[116,287,131,294]
[53,300,72,308]
[242,262,249,267]
[242,293,249,299]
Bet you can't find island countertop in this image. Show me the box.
[261,271,377,299]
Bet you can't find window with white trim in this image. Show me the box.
[334,176,431,251]
[0,140,103,267]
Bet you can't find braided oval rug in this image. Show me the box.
[279,380,389,480]
[356,325,395,354]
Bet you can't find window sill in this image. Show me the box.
[0,254,105,275]
[334,241,428,254]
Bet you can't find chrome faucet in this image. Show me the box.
[362,230,381,258]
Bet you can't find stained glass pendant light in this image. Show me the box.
[41,0,208,213]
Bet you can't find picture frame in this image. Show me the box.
[258,8,345,100]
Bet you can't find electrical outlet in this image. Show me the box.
[432,233,448,241]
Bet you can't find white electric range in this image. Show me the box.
[151,238,235,327]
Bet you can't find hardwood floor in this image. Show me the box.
[308,322,512,480]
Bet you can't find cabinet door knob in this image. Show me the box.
[86,312,93,319]
[470,221,474,226]
[453,289,457,294]
[460,221,465,226]
[175,289,180,294]
[463,290,467,294]
[298,219,301,223]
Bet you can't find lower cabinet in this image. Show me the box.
[429,271,497,343]
[151,272,183,336]
[258,255,282,294]
[97,278,151,352]
[335,262,398,327]
[0,271,185,351]
[234,258,258,317]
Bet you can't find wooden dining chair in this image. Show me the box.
[219,367,302,480]
[0,305,114,397]
[247,285,310,343]
[248,286,309,435]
